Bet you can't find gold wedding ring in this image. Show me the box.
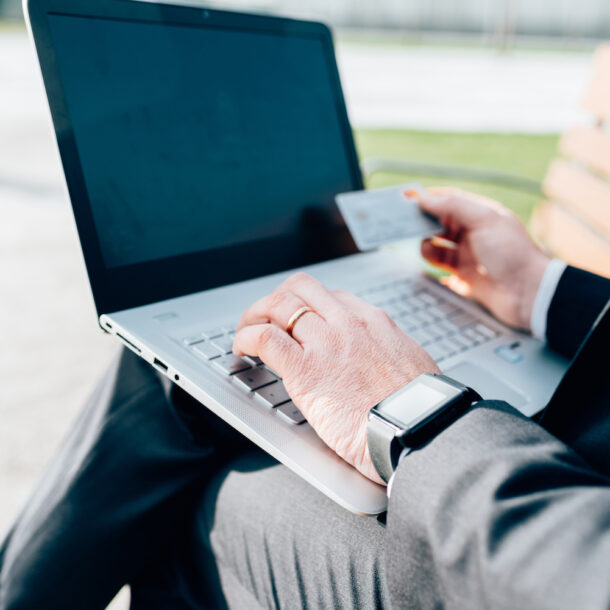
[286,306,313,336]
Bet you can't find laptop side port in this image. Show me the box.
[116,332,142,354]
[153,358,168,373]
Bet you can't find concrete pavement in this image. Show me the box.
[338,43,592,132]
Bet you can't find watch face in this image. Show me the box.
[373,374,463,430]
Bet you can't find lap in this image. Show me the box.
[185,451,390,609]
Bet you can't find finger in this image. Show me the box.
[236,294,278,329]
[421,238,459,271]
[237,289,325,343]
[330,289,373,315]
[443,217,465,244]
[232,323,302,375]
[417,188,488,230]
[439,274,472,298]
[279,272,343,320]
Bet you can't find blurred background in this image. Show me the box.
[1,0,608,607]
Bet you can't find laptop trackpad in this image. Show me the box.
[445,362,527,408]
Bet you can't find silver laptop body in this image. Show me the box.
[26,0,568,515]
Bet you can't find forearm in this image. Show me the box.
[386,401,610,610]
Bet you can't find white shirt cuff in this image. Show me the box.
[530,258,567,340]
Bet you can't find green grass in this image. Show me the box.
[354,129,558,223]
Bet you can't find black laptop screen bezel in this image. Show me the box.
[26,0,363,315]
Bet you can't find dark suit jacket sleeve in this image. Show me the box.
[546,266,610,359]
[385,401,610,610]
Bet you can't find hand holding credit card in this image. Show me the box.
[336,183,447,251]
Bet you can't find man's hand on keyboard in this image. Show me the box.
[233,272,440,485]
[418,188,550,331]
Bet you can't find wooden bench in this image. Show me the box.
[531,43,610,278]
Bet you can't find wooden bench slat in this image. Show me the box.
[560,127,610,179]
[531,202,610,278]
[535,43,610,275]
[582,43,610,122]
[543,159,610,237]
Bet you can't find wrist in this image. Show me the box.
[367,373,481,483]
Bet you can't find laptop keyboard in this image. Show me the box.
[183,325,307,425]
[355,278,501,363]
[182,278,503,426]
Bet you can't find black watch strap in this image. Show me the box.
[367,413,402,483]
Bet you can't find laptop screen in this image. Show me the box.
[45,11,360,306]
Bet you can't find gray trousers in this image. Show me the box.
[0,349,389,609]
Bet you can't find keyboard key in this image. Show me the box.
[408,312,428,328]
[183,334,205,346]
[463,327,485,343]
[436,320,460,335]
[212,355,252,375]
[384,302,406,318]
[436,301,460,316]
[244,355,263,366]
[264,365,282,379]
[397,317,417,333]
[434,340,458,358]
[445,336,469,352]
[202,327,225,339]
[426,343,446,362]
[398,299,417,315]
[255,382,291,407]
[450,311,478,328]
[427,306,445,320]
[418,292,438,305]
[451,333,476,349]
[423,324,443,340]
[371,298,390,308]
[474,323,498,339]
[276,401,306,424]
[211,335,234,354]
[414,309,437,325]
[393,305,412,319]
[409,295,428,309]
[410,328,435,346]
[193,341,223,360]
[234,367,278,391]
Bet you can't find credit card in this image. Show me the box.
[335,183,443,251]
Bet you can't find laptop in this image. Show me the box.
[25,0,568,515]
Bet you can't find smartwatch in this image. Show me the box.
[367,373,481,483]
